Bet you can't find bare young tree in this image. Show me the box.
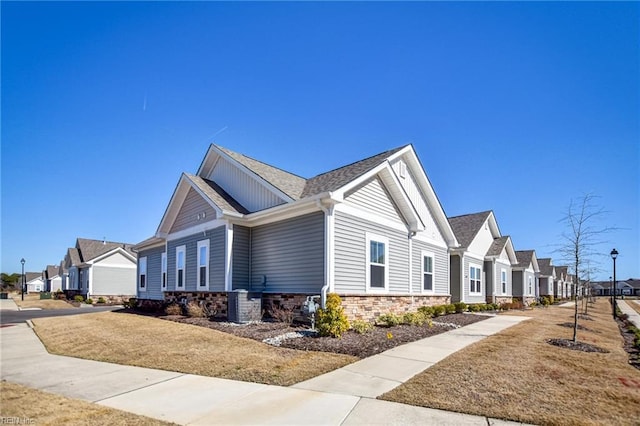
[556,194,615,342]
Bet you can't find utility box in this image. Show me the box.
[227,290,262,323]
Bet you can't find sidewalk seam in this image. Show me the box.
[92,373,187,403]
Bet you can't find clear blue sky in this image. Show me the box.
[2,2,638,281]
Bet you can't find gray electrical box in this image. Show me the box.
[228,290,262,323]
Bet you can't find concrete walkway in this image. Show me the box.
[618,300,640,328]
[1,310,531,425]
[0,296,20,311]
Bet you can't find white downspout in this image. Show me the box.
[316,200,334,309]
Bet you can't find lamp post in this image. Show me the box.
[20,258,25,301]
[610,248,618,319]
[609,276,612,306]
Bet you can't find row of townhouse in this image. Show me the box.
[133,144,577,321]
[27,238,138,301]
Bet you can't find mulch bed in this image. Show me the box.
[167,313,489,358]
[546,338,609,353]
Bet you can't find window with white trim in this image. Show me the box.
[469,265,482,294]
[139,257,147,290]
[161,252,167,290]
[528,276,533,295]
[501,269,507,294]
[422,251,434,292]
[176,245,185,288]
[197,239,209,289]
[366,233,388,290]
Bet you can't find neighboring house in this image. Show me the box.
[625,279,640,296]
[43,265,62,292]
[537,258,556,299]
[512,250,540,305]
[59,260,68,291]
[134,144,459,321]
[64,238,137,300]
[25,273,44,293]
[591,279,640,297]
[447,211,517,305]
[554,266,569,300]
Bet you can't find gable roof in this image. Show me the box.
[537,258,555,276]
[514,250,539,271]
[76,238,136,263]
[44,265,59,279]
[185,173,250,215]
[448,211,493,248]
[25,272,43,283]
[555,266,568,279]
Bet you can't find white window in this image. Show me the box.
[501,269,507,294]
[366,233,389,291]
[422,251,434,293]
[197,239,209,289]
[176,245,186,289]
[139,257,147,291]
[469,265,482,294]
[528,276,533,295]
[161,252,167,290]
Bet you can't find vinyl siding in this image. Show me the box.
[232,225,251,290]
[344,177,403,224]
[334,211,410,294]
[167,226,226,292]
[250,212,324,293]
[91,265,136,296]
[170,188,218,234]
[463,255,485,304]
[209,156,286,213]
[450,255,461,302]
[137,245,165,300]
[484,260,494,297]
[412,239,448,294]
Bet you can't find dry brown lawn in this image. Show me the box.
[12,293,72,310]
[381,299,640,426]
[627,299,640,316]
[32,311,356,386]
[0,380,174,425]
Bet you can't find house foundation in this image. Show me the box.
[339,294,450,322]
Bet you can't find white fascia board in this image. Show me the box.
[196,144,217,177]
[207,145,295,203]
[89,247,137,264]
[399,147,459,248]
[133,237,165,251]
[504,238,519,264]
[411,230,449,249]
[378,165,424,232]
[156,174,191,236]
[243,192,332,227]
[183,174,225,217]
[166,219,227,241]
[464,251,486,262]
[486,212,502,238]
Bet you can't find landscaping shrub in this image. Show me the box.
[499,302,511,311]
[268,303,296,324]
[453,302,467,313]
[186,301,206,318]
[74,295,84,303]
[468,304,481,312]
[85,298,94,304]
[54,290,65,300]
[418,305,434,317]
[444,304,456,314]
[122,297,137,309]
[403,311,430,326]
[97,297,106,304]
[351,320,373,334]
[317,293,350,338]
[165,303,182,316]
[377,313,402,327]
[489,303,500,311]
[432,305,446,316]
[540,297,550,307]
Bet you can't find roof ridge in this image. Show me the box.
[307,145,409,180]
[214,145,307,180]
[447,210,493,220]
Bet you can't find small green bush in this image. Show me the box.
[540,296,550,307]
[351,320,373,334]
[122,297,137,309]
[74,295,84,303]
[377,313,402,327]
[317,293,350,338]
[403,311,430,326]
[97,297,106,304]
[433,305,446,316]
[418,305,434,317]
[489,303,500,311]
[444,304,456,314]
[85,298,93,304]
[453,302,467,313]
[165,303,182,316]
[468,304,481,312]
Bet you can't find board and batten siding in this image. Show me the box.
[334,211,410,294]
[208,156,286,213]
[170,188,218,234]
[390,158,446,245]
[137,245,165,300]
[250,211,324,293]
[344,177,404,224]
[167,226,226,292]
[463,255,485,304]
[232,225,251,290]
[411,239,448,294]
[92,265,136,296]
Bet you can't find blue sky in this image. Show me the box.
[2,2,638,280]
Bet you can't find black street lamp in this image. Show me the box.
[610,248,618,319]
[20,258,25,301]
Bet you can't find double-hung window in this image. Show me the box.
[176,245,185,288]
[501,269,507,294]
[422,252,434,292]
[139,257,147,291]
[366,233,388,291]
[161,253,167,290]
[528,276,533,295]
[469,265,482,294]
[197,240,209,289]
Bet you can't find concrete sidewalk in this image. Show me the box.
[618,300,640,328]
[0,296,20,311]
[1,316,530,425]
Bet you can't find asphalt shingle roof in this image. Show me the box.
[25,272,43,282]
[515,250,535,268]
[486,236,510,257]
[76,238,136,263]
[45,265,59,279]
[185,173,250,215]
[538,258,554,276]
[447,211,492,248]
